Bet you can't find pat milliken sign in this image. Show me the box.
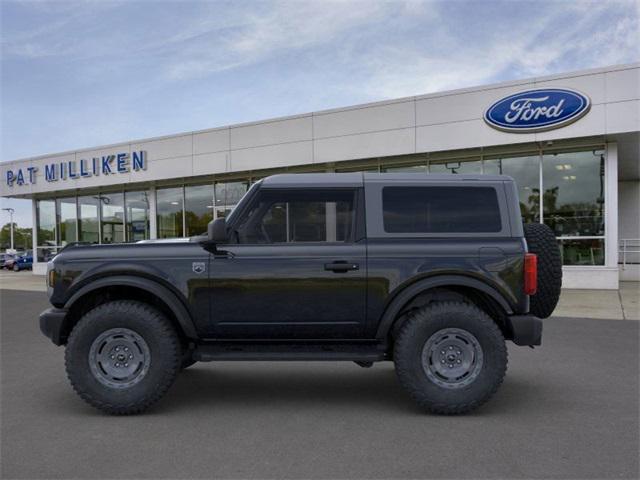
[484,88,591,133]
[5,151,147,187]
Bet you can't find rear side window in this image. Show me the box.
[382,186,502,233]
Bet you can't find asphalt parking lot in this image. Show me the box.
[1,289,638,479]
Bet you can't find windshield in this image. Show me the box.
[224,180,262,225]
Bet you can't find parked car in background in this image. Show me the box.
[12,252,33,271]
[0,253,16,269]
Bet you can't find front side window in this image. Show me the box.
[382,186,502,233]
[235,190,355,244]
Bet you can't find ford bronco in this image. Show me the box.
[40,173,562,414]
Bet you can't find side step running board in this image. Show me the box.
[193,342,388,362]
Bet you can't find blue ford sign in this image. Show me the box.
[484,88,591,132]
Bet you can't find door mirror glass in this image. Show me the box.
[208,218,227,243]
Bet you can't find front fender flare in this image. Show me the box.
[375,275,513,339]
[64,275,198,339]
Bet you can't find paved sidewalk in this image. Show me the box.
[1,270,638,320]
[553,282,639,320]
[0,270,46,292]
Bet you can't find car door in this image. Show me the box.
[204,187,367,339]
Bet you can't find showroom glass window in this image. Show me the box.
[214,181,248,219]
[157,187,184,238]
[235,190,355,244]
[77,196,100,243]
[383,164,427,173]
[484,155,541,224]
[125,191,150,242]
[185,184,214,236]
[36,200,56,261]
[543,150,605,265]
[429,159,482,174]
[100,193,124,243]
[56,197,77,246]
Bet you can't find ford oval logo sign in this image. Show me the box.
[484,88,591,133]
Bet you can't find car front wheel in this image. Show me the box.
[65,300,181,415]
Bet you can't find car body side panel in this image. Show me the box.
[49,243,211,329]
[364,237,526,337]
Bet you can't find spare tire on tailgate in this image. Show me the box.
[524,223,562,318]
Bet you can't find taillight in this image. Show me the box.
[524,253,537,295]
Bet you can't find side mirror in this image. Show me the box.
[207,218,228,243]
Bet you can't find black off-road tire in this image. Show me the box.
[394,301,507,415]
[524,223,562,318]
[65,300,181,415]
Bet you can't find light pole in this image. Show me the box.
[2,207,15,251]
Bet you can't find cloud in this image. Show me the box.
[351,1,640,100]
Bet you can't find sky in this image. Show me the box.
[1,0,639,228]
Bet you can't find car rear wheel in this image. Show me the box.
[394,301,507,415]
[12,264,19,272]
[65,300,181,415]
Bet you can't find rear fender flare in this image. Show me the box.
[375,275,513,339]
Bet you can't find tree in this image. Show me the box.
[0,223,32,251]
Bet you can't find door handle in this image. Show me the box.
[324,261,359,273]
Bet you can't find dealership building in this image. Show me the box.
[1,63,638,289]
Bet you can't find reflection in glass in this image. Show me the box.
[429,160,482,174]
[56,198,77,246]
[484,156,540,223]
[559,239,605,265]
[185,184,214,236]
[78,196,100,243]
[157,187,184,238]
[125,191,150,242]
[214,181,248,218]
[383,164,427,173]
[36,200,56,248]
[542,151,605,237]
[100,193,124,243]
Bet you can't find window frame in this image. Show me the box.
[229,187,360,246]
[365,180,513,238]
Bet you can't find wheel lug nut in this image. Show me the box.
[441,350,445,355]
[456,359,461,363]
[115,347,120,352]
[124,363,128,367]
[115,362,120,367]
[124,347,128,352]
[129,355,133,359]
[448,364,453,368]
[110,355,115,359]
[441,359,445,364]
[449,346,453,350]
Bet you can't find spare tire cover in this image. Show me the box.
[523,223,562,318]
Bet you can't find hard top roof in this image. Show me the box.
[261,172,514,188]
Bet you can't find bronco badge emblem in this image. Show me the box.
[192,262,206,274]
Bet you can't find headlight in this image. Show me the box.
[47,265,57,287]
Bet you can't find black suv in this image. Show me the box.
[40,173,562,415]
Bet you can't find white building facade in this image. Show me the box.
[1,63,639,288]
